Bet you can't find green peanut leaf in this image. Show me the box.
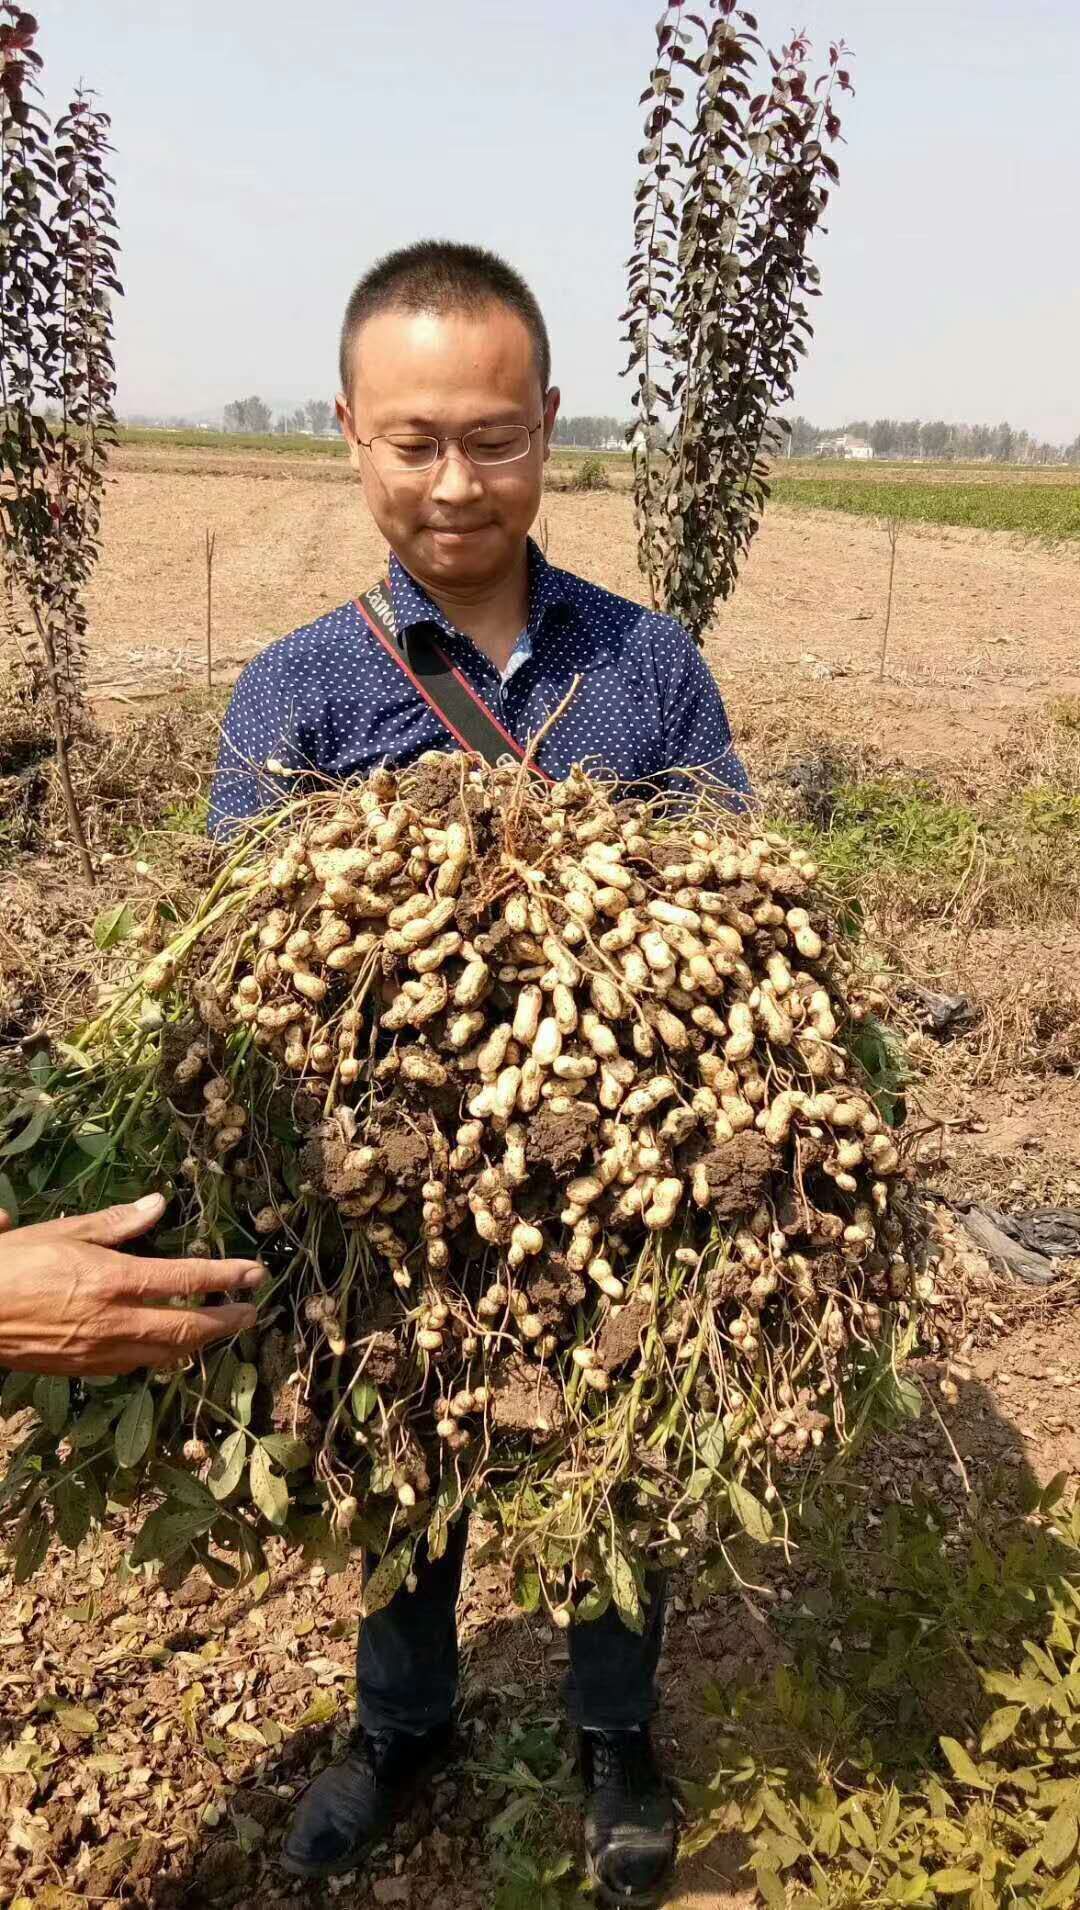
[74,1125,113,1159]
[12,1507,49,1583]
[208,1429,247,1502]
[697,1420,726,1470]
[53,1475,93,1551]
[249,1444,289,1527]
[511,1561,540,1614]
[69,1401,120,1449]
[351,1379,378,1423]
[130,1502,216,1567]
[928,1867,980,1895]
[362,1540,413,1616]
[151,1464,218,1512]
[1,1369,35,1417]
[0,1093,52,1159]
[259,1434,310,1471]
[114,1386,154,1469]
[1043,1862,1080,1909]
[728,1478,774,1545]
[980,1704,1022,1753]
[0,1170,19,1225]
[575,1584,612,1623]
[231,1362,258,1428]
[92,900,135,949]
[938,1737,989,1790]
[34,1374,71,1436]
[752,1864,786,1910]
[1009,1846,1041,1889]
[1039,1806,1079,1872]
[609,1545,644,1633]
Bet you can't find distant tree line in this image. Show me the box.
[222,396,337,437]
[552,415,629,449]
[784,414,1080,464]
[130,401,1080,464]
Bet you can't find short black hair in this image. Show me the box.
[338,239,551,399]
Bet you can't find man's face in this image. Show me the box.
[337,304,559,591]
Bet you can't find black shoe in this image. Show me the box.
[580,1726,677,1908]
[280,1720,455,1880]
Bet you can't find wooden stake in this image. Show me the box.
[205,528,217,691]
[879,517,901,681]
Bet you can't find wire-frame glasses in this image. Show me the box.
[356,419,544,475]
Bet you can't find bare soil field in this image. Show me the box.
[3,447,1079,1909]
[88,449,1080,771]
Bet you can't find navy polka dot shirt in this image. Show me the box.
[208,537,749,837]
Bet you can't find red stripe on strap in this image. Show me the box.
[353,595,553,783]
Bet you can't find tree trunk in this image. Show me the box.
[32,605,95,884]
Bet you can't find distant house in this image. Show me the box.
[816,433,873,460]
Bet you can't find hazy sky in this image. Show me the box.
[42,0,1079,441]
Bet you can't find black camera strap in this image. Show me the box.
[355,579,550,781]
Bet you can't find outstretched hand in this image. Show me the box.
[0,1193,263,1376]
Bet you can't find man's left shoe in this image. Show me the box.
[580,1726,677,1909]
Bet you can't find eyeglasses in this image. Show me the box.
[355,419,544,475]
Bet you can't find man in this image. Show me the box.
[0,1195,262,1373]
[210,240,748,1909]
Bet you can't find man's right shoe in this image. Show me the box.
[279,1720,455,1880]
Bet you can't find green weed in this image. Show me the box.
[788,765,1080,928]
[792,778,981,898]
[568,455,611,494]
[684,1473,1080,1908]
[468,1719,587,1909]
[159,794,210,835]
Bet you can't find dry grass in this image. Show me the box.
[757,700,1080,1089]
[0,696,221,1042]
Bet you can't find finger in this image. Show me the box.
[154,1302,259,1349]
[112,1255,265,1302]
[40,1192,168,1247]
[0,1208,13,1235]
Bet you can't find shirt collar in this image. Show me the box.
[386,536,573,648]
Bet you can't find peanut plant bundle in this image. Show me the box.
[0,753,916,1626]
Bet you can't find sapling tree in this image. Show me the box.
[0,5,121,880]
[623,0,852,640]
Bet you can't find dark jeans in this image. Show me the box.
[358,1513,667,1736]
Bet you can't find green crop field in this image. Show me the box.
[117,425,349,457]
[118,425,631,469]
[770,461,1080,541]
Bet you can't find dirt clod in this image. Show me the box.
[526,1104,600,1173]
[690,1131,775,1218]
[489,1356,566,1436]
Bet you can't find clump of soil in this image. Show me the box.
[260,1327,322,1444]
[685,1131,775,1219]
[301,1112,380,1197]
[489,1355,566,1437]
[379,1124,431,1184]
[596,1299,651,1372]
[525,1258,586,1328]
[526,1104,600,1174]
[356,1328,403,1387]
[400,752,483,828]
